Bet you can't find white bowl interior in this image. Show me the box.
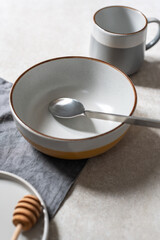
[11,57,136,140]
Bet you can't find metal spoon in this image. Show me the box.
[49,97,160,128]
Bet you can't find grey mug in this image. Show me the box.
[90,6,160,75]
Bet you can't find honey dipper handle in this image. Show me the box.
[11,224,23,240]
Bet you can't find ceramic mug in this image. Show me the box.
[90,6,160,75]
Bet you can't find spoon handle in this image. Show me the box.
[85,110,160,128]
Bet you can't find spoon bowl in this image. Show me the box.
[49,98,85,118]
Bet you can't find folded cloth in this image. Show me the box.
[0,78,87,218]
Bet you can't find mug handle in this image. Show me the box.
[146,17,160,50]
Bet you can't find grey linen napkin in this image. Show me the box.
[0,78,87,218]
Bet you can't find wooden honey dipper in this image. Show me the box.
[11,195,42,240]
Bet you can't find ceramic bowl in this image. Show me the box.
[10,56,137,159]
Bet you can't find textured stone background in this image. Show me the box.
[0,0,160,239]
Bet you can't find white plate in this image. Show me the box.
[0,171,49,240]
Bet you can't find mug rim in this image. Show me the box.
[93,5,148,35]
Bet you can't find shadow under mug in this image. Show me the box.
[90,6,160,75]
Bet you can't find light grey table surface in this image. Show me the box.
[1,0,160,239]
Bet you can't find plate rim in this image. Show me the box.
[0,170,49,240]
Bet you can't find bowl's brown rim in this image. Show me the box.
[10,56,137,142]
[93,5,148,35]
